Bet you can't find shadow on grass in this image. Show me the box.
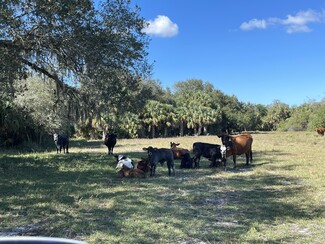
[0,147,323,243]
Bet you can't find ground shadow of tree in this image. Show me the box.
[0,144,323,243]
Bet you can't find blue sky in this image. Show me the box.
[131,0,325,106]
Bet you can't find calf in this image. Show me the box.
[53,133,69,154]
[180,153,194,169]
[218,133,253,168]
[170,142,190,160]
[192,142,224,168]
[104,133,117,155]
[135,158,151,173]
[117,164,146,178]
[143,147,175,177]
[115,155,145,178]
[315,127,325,136]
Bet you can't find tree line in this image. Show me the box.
[1,0,324,147]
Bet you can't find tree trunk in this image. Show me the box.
[164,127,168,137]
[150,125,156,138]
[179,122,184,136]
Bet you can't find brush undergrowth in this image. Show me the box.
[0,132,324,243]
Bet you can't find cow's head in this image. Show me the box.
[143,146,156,155]
[170,142,180,148]
[53,133,59,142]
[218,133,232,146]
[220,145,227,158]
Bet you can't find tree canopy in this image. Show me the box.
[1,1,325,146]
[0,0,150,96]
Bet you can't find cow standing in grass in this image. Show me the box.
[53,133,69,154]
[143,147,175,177]
[218,133,253,168]
[104,133,117,155]
[192,142,225,168]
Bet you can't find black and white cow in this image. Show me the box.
[192,142,226,168]
[53,133,69,154]
[143,147,175,177]
[114,155,134,169]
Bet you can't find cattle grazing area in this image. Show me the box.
[1,132,325,243]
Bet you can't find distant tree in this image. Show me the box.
[172,79,221,134]
[142,100,175,138]
[236,103,267,131]
[277,103,314,131]
[14,77,69,138]
[118,112,141,138]
[173,79,214,94]
[262,100,291,131]
[219,95,244,132]
[307,102,325,130]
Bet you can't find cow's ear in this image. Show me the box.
[143,147,148,151]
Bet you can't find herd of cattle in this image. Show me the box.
[105,132,253,178]
[53,127,325,178]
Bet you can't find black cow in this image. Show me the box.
[180,153,194,169]
[192,142,225,168]
[143,147,176,177]
[53,133,69,154]
[104,133,117,155]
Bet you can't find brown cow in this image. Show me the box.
[135,158,151,173]
[315,127,325,136]
[117,165,146,178]
[170,142,190,160]
[218,133,253,168]
[116,157,150,178]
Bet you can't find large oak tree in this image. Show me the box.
[0,0,151,109]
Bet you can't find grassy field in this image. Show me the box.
[0,132,325,243]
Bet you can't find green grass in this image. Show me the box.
[1,132,325,243]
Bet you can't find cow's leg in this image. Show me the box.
[233,155,236,168]
[193,156,200,168]
[168,161,176,176]
[250,149,253,162]
[245,152,249,165]
[150,164,156,177]
[222,158,227,170]
[66,145,69,154]
[209,155,217,167]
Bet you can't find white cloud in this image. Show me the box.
[240,9,325,33]
[143,15,179,37]
[281,10,321,33]
[240,19,267,31]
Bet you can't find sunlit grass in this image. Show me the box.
[1,132,325,243]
